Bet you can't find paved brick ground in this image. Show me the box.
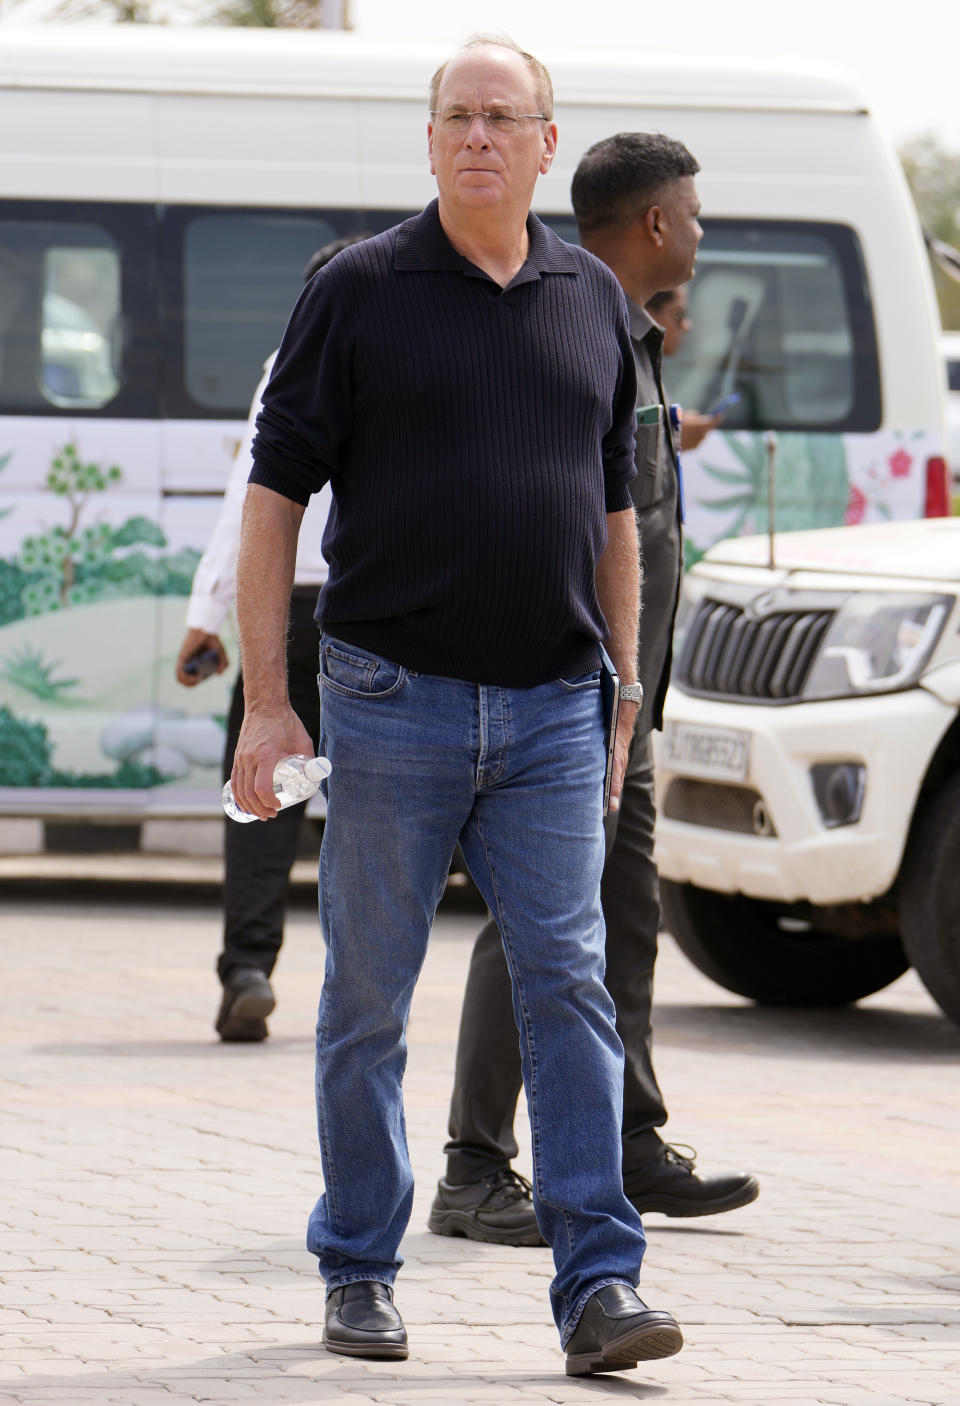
[3,877,960,1405]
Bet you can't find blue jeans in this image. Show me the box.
[308,635,646,1342]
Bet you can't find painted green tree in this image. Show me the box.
[19,443,122,611]
[13,442,199,617]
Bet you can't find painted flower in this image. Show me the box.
[889,448,913,479]
[845,485,867,524]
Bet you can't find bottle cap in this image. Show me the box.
[303,756,332,783]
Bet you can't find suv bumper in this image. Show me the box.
[653,685,953,906]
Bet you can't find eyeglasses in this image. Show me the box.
[430,107,549,134]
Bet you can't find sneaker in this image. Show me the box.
[428,1168,545,1247]
[215,967,275,1043]
[624,1143,759,1218]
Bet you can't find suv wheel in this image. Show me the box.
[899,772,960,1026]
[660,880,908,1006]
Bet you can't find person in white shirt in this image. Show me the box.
[176,235,367,1041]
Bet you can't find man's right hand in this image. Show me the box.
[231,704,315,821]
[176,628,229,687]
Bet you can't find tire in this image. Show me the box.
[899,772,960,1027]
[660,879,908,1007]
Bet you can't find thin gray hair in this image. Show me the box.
[429,33,554,120]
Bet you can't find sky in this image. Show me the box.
[352,0,960,152]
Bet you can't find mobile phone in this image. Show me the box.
[708,392,741,416]
[183,647,221,680]
[598,644,620,815]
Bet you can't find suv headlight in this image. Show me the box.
[802,592,952,699]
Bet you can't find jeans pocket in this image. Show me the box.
[557,669,601,693]
[320,638,406,700]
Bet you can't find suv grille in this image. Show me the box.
[677,598,835,701]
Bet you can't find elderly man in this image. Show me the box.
[230,39,682,1376]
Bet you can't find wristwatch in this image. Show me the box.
[619,681,644,705]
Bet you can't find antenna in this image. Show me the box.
[764,430,778,571]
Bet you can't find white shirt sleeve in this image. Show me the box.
[184,354,276,635]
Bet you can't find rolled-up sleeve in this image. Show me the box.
[601,296,639,513]
[249,270,354,505]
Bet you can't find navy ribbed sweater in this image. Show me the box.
[249,200,637,687]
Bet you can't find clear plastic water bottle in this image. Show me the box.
[222,754,331,824]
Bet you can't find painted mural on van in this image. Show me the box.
[0,433,234,796]
[0,418,942,804]
[682,428,943,567]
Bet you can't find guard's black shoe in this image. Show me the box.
[428,1168,545,1247]
[624,1142,759,1218]
[323,1281,408,1360]
[565,1283,683,1376]
[215,967,275,1043]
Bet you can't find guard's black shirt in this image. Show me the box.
[249,200,637,687]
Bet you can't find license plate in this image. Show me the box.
[662,721,751,782]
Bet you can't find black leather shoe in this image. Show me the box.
[565,1283,683,1376]
[428,1168,545,1247]
[323,1281,408,1360]
[215,967,275,1043]
[623,1143,759,1218]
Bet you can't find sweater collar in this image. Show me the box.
[394,198,579,286]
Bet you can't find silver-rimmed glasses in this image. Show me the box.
[430,107,549,134]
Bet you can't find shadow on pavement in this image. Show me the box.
[7,1344,671,1399]
[652,998,960,1061]
[34,989,959,1065]
[30,1035,317,1058]
[0,872,487,914]
[637,1221,746,1237]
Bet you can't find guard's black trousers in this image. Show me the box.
[217,588,321,986]
[443,730,669,1182]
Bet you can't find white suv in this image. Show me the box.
[654,517,960,1026]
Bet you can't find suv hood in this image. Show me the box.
[702,518,960,583]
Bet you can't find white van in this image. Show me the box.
[0,27,947,839]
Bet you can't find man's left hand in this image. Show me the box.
[608,699,640,812]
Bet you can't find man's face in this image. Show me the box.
[428,47,557,217]
[656,176,703,288]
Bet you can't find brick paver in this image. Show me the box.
[3,877,960,1405]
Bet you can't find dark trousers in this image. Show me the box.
[217,588,321,986]
[444,730,668,1183]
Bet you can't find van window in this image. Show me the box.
[42,247,121,408]
[179,211,338,413]
[668,221,881,434]
[161,208,409,419]
[0,202,158,419]
[0,220,120,412]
